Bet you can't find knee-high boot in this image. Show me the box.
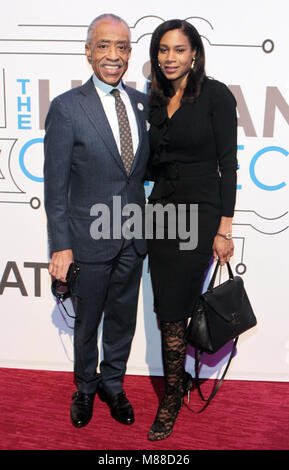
[148,319,192,441]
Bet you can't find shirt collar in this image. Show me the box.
[92,74,125,98]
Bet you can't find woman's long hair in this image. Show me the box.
[149,19,206,105]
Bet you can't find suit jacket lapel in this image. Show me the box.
[79,78,126,174]
[79,78,145,176]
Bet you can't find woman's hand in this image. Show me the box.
[213,216,234,265]
[212,236,234,266]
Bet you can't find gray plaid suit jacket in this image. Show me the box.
[44,77,150,262]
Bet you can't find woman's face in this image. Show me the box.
[157,29,195,88]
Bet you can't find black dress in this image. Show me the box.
[147,78,238,322]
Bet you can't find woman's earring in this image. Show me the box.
[191,58,196,69]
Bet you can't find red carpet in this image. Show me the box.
[0,367,289,450]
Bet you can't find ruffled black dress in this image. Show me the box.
[147,78,238,322]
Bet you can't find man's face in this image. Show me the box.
[85,19,131,86]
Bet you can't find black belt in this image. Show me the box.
[159,160,218,180]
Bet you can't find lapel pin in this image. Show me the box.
[137,102,144,111]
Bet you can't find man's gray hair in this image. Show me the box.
[86,14,131,44]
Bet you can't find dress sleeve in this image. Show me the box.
[210,81,238,217]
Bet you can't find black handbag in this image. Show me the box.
[186,260,257,409]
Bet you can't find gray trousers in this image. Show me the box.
[72,239,143,396]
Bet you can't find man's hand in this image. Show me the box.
[48,249,74,282]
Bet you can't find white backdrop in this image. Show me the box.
[0,0,288,381]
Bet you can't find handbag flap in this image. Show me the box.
[201,276,245,322]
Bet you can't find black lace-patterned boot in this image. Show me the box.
[148,319,192,441]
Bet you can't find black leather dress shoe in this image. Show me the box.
[98,387,134,425]
[70,390,95,428]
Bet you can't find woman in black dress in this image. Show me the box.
[147,20,238,441]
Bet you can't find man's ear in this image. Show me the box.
[85,43,92,64]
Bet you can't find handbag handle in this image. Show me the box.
[208,260,234,292]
